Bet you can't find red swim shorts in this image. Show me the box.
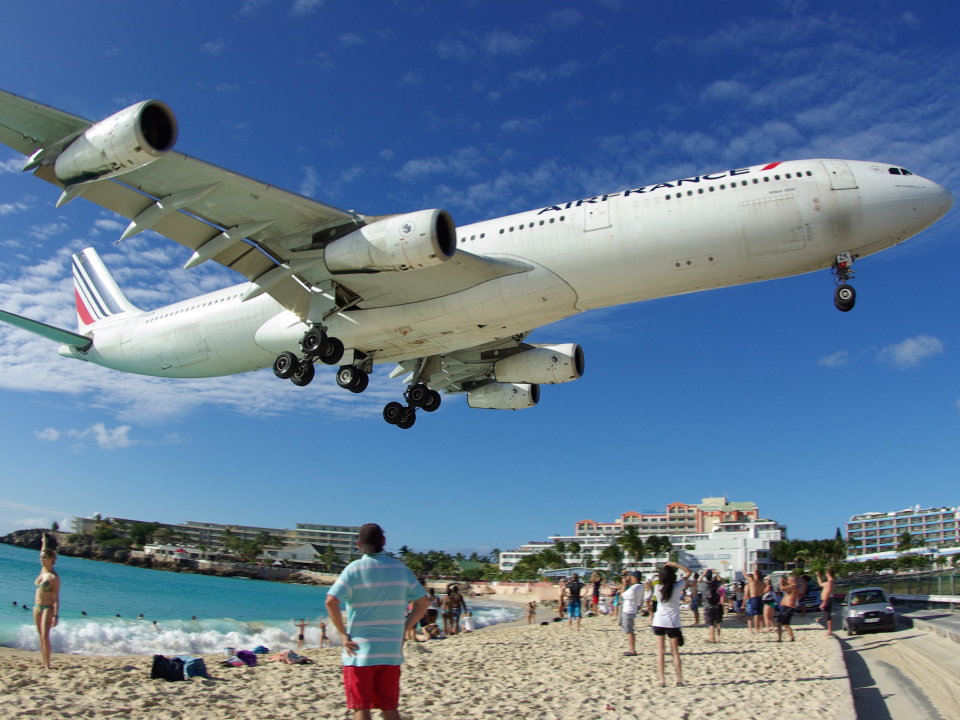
[343,665,401,710]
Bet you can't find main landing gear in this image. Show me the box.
[272,327,345,387]
[832,251,858,312]
[382,382,441,430]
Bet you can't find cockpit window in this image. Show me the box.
[888,168,901,175]
[900,168,913,175]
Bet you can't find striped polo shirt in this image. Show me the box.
[327,552,426,667]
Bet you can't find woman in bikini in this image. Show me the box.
[34,534,60,670]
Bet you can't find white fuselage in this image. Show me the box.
[76,159,953,378]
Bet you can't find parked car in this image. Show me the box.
[842,587,896,635]
[768,571,821,609]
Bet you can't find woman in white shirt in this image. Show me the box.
[651,561,693,687]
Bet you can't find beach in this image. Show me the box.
[0,609,851,719]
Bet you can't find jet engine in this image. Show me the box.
[467,382,540,410]
[493,343,584,385]
[54,101,178,184]
[323,208,456,273]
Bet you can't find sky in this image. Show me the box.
[0,1,958,554]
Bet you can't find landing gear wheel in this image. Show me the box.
[396,411,417,430]
[407,383,430,408]
[337,365,364,391]
[420,390,442,413]
[291,361,315,387]
[834,284,856,312]
[301,328,326,356]
[318,336,344,365]
[348,371,369,394]
[383,401,405,424]
[273,351,300,379]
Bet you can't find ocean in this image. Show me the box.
[0,543,522,655]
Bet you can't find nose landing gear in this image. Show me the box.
[831,251,858,312]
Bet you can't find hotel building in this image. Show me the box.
[845,504,960,559]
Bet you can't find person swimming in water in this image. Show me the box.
[33,534,60,670]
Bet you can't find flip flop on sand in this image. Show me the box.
[623,651,637,656]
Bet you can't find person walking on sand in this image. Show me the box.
[744,566,765,634]
[776,574,799,642]
[688,572,701,625]
[556,578,567,619]
[651,561,693,687]
[816,568,836,637]
[325,523,430,720]
[293,617,309,651]
[564,573,585,630]
[797,574,810,617]
[33,534,60,670]
[762,578,777,633]
[701,570,724,643]
[590,572,602,614]
[319,619,331,648]
[620,571,644,656]
[445,585,467,635]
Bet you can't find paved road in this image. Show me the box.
[836,617,960,720]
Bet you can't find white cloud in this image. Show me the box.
[818,351,850,368]
[339,33,363,46]
[239,0,270,17]
[500,117,543,135]
[14,516,50,528]
[300,166,318,197]
[67,423,134,449]
[482,31,536,57]
[0,156,23,173]
[0,201,28,215]
[878,335,944,369]
[201,39,226,56]
[216,84,239,93]
[35,428,60,442]
[29,223,69,240]
[94,218,124,232]
[379,149,395,160]
[291,0,323,16]
[548,9,582,31]
[400,71,422,86]
[396,148,484,182]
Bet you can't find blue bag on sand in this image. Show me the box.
[236,650,257,666]
[177,656,210,679]
[253,646,269,654]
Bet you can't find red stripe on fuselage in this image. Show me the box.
[75,289,96,326]
[761,162,783,171]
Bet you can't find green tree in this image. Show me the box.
[129,522,160,547]
[152,526,171,545]
[491,548,501,562]
[93,519,117,543]
[50,521,59,532]
[567,541,581,565]
[221,527,241,554]
[616,527,646,570]
[113,519,130,536]
[897,532,923,554]
[398,545,410,557]
[321,546,342,572]
[554,540,567,556]
[598,544,622,573]
[645,535,673,560]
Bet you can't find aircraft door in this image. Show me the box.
[821,160,858,190]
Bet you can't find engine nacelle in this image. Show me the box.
[54,101,178,184]
[323,209,456,273]
[467,382,540,410]
[494,343,584,385]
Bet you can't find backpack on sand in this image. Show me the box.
[151,655,184,682]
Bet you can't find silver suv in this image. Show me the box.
[842,587,896,635]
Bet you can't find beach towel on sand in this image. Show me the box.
[151,655,184,682]
[222,655,246,668]
[236,650,257,666]
[177,656,210,679]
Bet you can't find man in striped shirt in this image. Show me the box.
[325,523,429,720]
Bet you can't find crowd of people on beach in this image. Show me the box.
[25,527,841,719]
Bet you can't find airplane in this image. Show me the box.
[0,89,953,429]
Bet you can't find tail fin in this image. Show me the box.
[72,247,140,333]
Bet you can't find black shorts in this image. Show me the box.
[821,600,833,623]
[777,607,795,626]
[652,626,682,639]
[704,605,724,626]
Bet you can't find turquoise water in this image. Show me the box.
[0,544,521,655]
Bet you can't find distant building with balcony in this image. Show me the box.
[846,505,960,560]
[574,497,760,537]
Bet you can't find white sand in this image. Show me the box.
[0,611,849,719]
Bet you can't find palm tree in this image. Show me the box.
[897,532,922,554]
[616,527,646,570]
[554,539,567,559]
[772,540,796,568]
[645,535,672,561]
[567,541,581,566]
[598,544,622,573]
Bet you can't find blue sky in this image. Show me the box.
[0,2,958,554]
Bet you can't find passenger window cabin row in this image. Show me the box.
[459,169,818,242]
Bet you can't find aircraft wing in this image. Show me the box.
[0,89,92,157]
[0,89,533,323]
[0,308,92,350]
[390,334,530,393]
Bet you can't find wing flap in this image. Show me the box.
[0,308,92,350]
